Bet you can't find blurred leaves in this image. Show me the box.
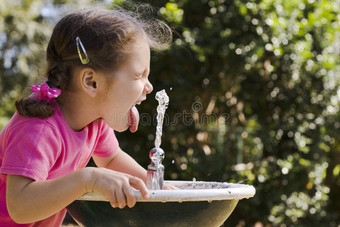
[159,3,183,24]
[1,0,340,226]
[0,0,51,127]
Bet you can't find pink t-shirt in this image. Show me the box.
[0,103,119,226]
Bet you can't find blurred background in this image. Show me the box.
[1,0,339,226]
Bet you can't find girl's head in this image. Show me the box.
[16,7,172,119]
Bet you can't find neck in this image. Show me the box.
[59,92,99,131]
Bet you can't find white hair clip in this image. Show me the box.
[76,36,90,65]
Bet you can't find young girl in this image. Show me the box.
[0,7,172,226]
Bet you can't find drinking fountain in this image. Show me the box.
[66,90,256,227]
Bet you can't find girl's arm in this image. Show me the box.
[6,166,148,224]
[93,147,147,183]
[94,147,178,190]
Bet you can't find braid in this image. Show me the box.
[15,59,69,118]
[47,61,71,91]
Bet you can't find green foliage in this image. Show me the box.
[0,0,51,127]
[159,2,184,24]
[131,0,340,225]
[1,0,339,226]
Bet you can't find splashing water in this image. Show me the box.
[154,89,169,148]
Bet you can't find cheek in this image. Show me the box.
[104,82,141,115]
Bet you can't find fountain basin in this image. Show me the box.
[66,180,255,227]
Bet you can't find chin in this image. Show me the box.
[113,124,129,132]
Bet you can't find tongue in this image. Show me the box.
[129,106,139,133]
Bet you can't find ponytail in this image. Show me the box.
[15,98,54,118]
[15,62,69,118]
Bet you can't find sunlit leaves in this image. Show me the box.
[159,2,183,24]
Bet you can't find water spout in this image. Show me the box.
[146,147,165,190]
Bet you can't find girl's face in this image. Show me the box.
[98,39,153,131]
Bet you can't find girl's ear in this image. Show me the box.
[79,68,98,97]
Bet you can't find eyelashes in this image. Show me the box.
[135,69,150,80]
[135,73,149,80]
[135,74,143,80]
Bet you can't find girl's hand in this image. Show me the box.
[86,167,149,208]
[162,182,179,190]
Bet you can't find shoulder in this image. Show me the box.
[1,112,63,162]
[5,112,61,142]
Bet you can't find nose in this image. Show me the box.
[145,79,153,94]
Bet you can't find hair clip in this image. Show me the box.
[76,36,90,65]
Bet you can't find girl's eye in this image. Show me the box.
[135,73,144,79]
[135,69,149,79]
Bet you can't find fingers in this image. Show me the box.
[110,176,140,209]
[115,188,127,209]
[129,176,149,200]
[92,169,149,208]
[163,183,179,190]
[122,184,137,208]
[109,194,118,208]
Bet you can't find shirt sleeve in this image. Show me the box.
[0,120,62,181]
[92,120,119,158]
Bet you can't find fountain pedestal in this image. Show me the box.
[146,147,165,190]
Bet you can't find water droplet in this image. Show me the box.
[172,160,175,164]
[170,87,173,90]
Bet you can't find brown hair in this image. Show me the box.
[15,6,172,118]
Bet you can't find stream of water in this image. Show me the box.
[146,89,169,190]
[154,89,169,148]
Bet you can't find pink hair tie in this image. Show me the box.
[31,83,61,102]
